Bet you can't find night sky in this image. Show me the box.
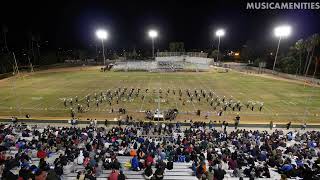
[1,0,320,51]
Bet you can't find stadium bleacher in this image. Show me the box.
[1,123,319,180]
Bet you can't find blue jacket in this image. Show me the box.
[131,157,139,169]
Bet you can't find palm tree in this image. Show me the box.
[27,31,36,64]
[313,57,320,79]
[303,38,312,75]
[2,24,9,52]
[305,34,320,77]
[294,39,304,75]
[33,34,41,64]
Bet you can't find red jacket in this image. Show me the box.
[108,171,119,180]
[145,155,154,166]
[37,150,46,159]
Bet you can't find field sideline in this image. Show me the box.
[0,66,319,124]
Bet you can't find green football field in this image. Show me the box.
[0,66,319,124]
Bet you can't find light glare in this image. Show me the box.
[96,29,108,40]
[148,30,158,38]
[215,29,225,37]
[274,25,291,37]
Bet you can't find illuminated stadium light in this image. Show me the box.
[148,30,158,38]
[96,29,108,40]
[272,25,291,73]
[215,29,225,37]
[148,29,158,58]
[215,29,225,62]
[274,25,291,37]
[96,29,108,65]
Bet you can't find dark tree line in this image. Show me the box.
[241,33,320,78]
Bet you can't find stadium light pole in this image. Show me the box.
[215,29,225,62]
[96,29,108,66]
[148,30,158,58]
[272,25,291,74]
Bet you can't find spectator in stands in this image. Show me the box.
[214,164,226,180]
[3,121,320,180]
[108,169,119,180]
[131,155,140,171]
[166,157,173,170]
[145,153,154,167]
[37,148,47,159]
[111,158,121,170]
[196,161,206,179]
[154,166,164,180]
[33,169,48,180]
[207,166,214,180]
[144,165,153,179]
[76,171,85,180]
[118,170,126,180]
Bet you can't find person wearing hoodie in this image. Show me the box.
[108,169,119,180]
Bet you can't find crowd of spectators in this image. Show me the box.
[0,121,320,180]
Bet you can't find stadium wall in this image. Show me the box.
[155,56,213,64]
[186,57,213,64]
[155,56,184,62]
[112,61,157,71]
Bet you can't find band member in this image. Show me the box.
[70,98,73,106]
[259,102,264,111]
[251,102,255,111]
[77,104,81,112]
[246,101,250,108]
[70,108,75,118]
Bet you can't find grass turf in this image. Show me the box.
[0,66,319,124]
